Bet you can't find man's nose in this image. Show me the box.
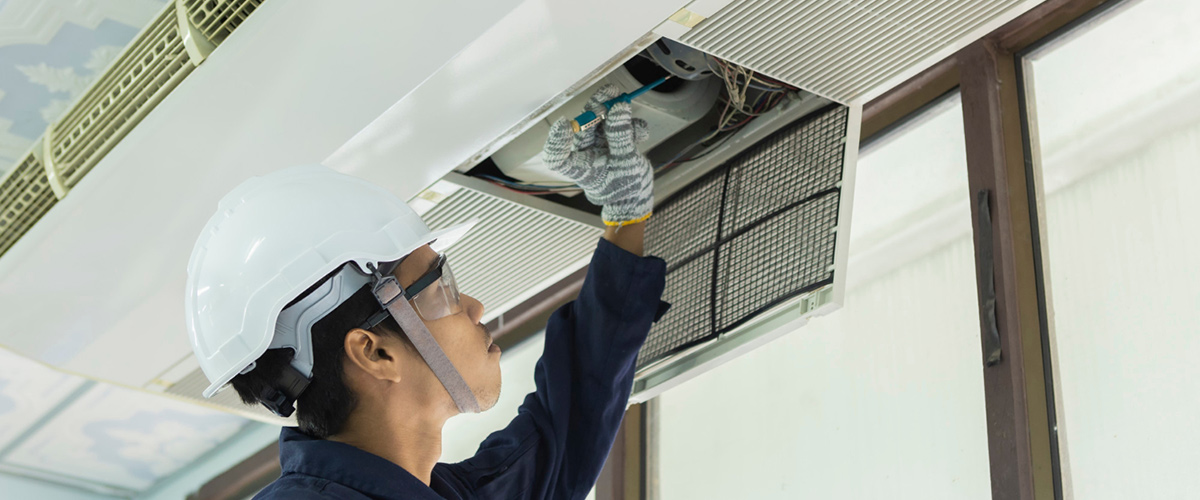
[461,293,484,324]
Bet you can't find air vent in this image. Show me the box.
[0,153,56,257]
[0,0,264,260]
[680,0,1027,102]
[182,0,265,45]
[47,3,195,192]
[422,176,605,322]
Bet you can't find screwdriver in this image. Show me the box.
[569,76,672,133]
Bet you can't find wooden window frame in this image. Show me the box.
[860,1,1117,499]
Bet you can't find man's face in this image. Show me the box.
[392,244,502,412]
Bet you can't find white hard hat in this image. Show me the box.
[185,165,475,401]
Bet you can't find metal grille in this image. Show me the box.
[50,4,194,187]
[183,0,265,45]
[680,0,1026,102]
[645,169,724,266]
[0,154,56,258]
[636,252,714,366]
[716,192,839,331]
[638,105,848,369]
[0,0,271,264]
[421,187,603,322]
[722,108,847,237]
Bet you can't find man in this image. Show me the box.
[185,85,670,499]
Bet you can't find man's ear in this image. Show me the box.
[343,328,403,383]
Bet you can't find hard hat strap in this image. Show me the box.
[372,275,481,414]
[259,361,311,418]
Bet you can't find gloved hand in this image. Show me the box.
[543,84,654,226]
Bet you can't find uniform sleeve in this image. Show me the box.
[432,237,670,500]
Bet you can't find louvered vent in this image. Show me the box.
[49,3,194,190]
[0,1,266,260]
[0,153,56,257]
[165,366,293,425]
[422,185,604,321]
[183,0,265,45]
[680,0,1026,102]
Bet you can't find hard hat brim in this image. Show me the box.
[428,218,478,254]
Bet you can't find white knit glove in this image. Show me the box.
[543,85,653,226]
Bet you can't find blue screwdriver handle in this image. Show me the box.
[569,76,670,133]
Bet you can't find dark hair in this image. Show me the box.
[230,284,409,438]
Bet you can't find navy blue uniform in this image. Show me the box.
[256,237,670,499]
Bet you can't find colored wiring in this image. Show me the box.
[655,57,794,174]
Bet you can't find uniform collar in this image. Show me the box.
[278,427,444,500]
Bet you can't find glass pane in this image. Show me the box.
[655,94,991,499]
[1024,1,1200,497]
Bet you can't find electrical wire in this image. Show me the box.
[655,58,795,174]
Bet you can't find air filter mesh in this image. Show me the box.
[638,105,848,368]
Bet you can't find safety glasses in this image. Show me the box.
[360,252,465,330]
[402,253,463,321]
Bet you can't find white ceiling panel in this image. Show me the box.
[3,383,247,491]
[0,348,87,450]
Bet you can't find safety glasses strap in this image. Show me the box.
[373,277,480,414]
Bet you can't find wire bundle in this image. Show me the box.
[475,57,800,194]
[655,58,798,174]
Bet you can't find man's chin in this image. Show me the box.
[473,377,502,412]
[476,391,500,412]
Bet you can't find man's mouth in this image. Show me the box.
[481,323,499,354]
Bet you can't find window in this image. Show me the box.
[1022,0,1200,497]
[653,94,990,499]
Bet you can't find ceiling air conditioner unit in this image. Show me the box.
[444,37,860,402]
[11,0,1069,421]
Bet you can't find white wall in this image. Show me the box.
[1025,1,1200,496]
[1042,119,1200,500]
[654,95,993,499]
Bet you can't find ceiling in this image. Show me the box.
[0,346,249,496]
[0,0,250,496]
